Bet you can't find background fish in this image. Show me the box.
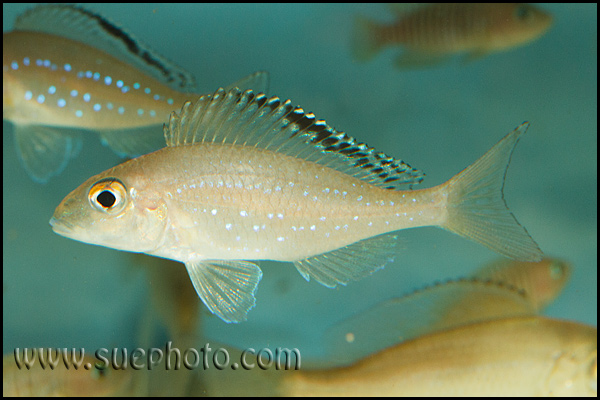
[352,3,553,68]
[3,354,133,397]
[471,257,571,312]
[197,278,595,396]
[282,317,597,396]
[50,87,542,323]
[3,5,268,182]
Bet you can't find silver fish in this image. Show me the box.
[50,88,543,323]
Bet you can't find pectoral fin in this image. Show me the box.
[184,260,263,323]
[99,124,166,157]
[14,124,82,183]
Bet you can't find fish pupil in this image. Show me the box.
[515,5,532,21]
[97,190,116,208]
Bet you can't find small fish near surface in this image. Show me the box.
[352,3,553,68]
[3,5,268,182]
[50,87,543,323]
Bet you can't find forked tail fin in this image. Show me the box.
[442,123,543,261]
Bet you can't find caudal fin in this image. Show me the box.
[351,16,382,62]
[442,123,543,261]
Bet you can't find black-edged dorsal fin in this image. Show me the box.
[165,88,424,190]
[14,4,197,92]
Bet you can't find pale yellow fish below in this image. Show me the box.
[472,256,571,312]
[352,3,553,68]
[2,354,133,396]
[2,4,269,182]
[322,279,538,367]
[324,259,571,366]
[282,317,597,396]
[50,87,543,323]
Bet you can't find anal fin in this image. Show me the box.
[184,260,263,323]
[293,233,400,288]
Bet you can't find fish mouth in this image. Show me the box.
[49,216,75,237]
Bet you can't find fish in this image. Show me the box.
[352,3,553,68]
[471,257,571,312]
[50,87,543,323]
[3,4,268,182]
[282,317,597,396]
[322,279,539,366]
[323,258,572,365]
[2,354,133,396]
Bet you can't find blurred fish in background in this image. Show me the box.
[471,257,571,312]
[322,257,571,365]
[196,275,596,396]
[352,3,553,68]
[3,354,134,396]
[2,5,268,182]
[283,316,597,396]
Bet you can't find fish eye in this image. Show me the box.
[89,178,127,214]
[514,5,532,21]
[549,261,565,280]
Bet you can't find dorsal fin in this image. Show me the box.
[14,4,197,92]
[165,88,424,190]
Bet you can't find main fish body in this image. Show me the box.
[87,145,444,263]
[51,88,543,323]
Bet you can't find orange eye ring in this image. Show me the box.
[88,178,128,214]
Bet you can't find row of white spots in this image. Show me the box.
[11,56,174,119]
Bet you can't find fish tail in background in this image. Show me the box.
[351,16,383,62]
[440,123,543,261]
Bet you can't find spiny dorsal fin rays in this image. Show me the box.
[164,88,425,190]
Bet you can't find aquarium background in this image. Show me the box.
[3,2,597,380]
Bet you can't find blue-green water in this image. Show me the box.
[3,2,597,374]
